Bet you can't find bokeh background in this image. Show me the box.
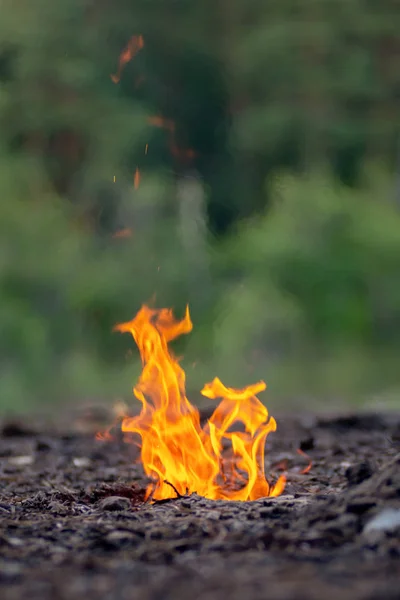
[0,0,399,413]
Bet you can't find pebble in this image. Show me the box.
[99,496,132,511]
[205,510,220,521]
[73,457,91,468]
[363,508,400,534]
[8,455,34,466]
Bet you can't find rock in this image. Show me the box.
[363,509,400,534]
[205,511,220,521]
[8,455,34,466]
[5,537,24,547]
[99,496,131,511]
[103,530,139,548]
[73,457,91,468]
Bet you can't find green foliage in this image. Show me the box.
[0,0,399,411]
[0,161,399,410]
[211,170,400,401]
[0,159,189,409]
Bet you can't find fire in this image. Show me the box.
[134,167,141,190]
[297,448,312,474]
[170,143,197,162]
[110,36,198,193]
[147,116,196,165]
[147,115,175,133]
[111,35,144,84]
[112,228,132,239]
[114,305,285,501]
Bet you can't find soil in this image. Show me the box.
[0,406,399,600]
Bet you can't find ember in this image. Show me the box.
[134,167,141,190]
[113,305,286,501]
[111,34,144,84]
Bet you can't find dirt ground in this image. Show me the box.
[0,406,399,600]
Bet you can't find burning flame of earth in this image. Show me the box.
[112,305,285,502]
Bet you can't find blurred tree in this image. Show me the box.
[214,169,400,398]
[0,0,148,235]
[0,0,399,408]
[1,0,399,233]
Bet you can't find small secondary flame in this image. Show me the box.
[114,305,285,501]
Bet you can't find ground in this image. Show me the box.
[0,406,399,600]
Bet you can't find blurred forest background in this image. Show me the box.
[0,0,399,413]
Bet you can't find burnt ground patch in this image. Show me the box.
[0,408,399,600]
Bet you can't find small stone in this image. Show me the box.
[8,455,34,467]
[99,496,131,511]
[363,509,400,534]
[6,537,24,547]
[205,511,220,521]
[340,461,352,470]
[73,457,91,468]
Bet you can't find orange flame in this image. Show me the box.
[147,116,196,165]
[111,35,144,84]
[114,305,285,501]
[296,448,312,474]
[134,167,141,189]
[112,228,132,239]
[147,115,175,133]
[170,143,197,162]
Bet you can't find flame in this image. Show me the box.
[170,143,197,162]
[112,228,132,239]
[147,115,175,133]
[111,35,144,84]
[134,167,141,190]
[147,116,196,165]
[296,448,312,474]
[114,305,285,501]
